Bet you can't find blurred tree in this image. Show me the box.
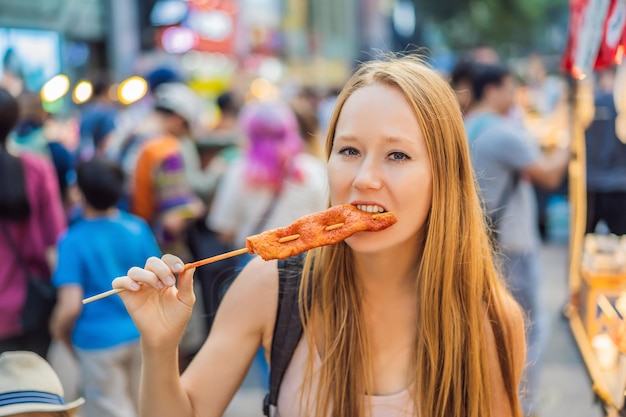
[414,0,569,55]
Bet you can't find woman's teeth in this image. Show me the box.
[356,204,385,213]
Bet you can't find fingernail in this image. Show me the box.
[166,276,175,286]
[156,281,165,290]
[174,263,184,273]
[131,282,140,290]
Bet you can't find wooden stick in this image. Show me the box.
[82,247,250,305]
[325,222,344,231]
[184,247,249,269]
[278,234,300,243]
[82,222,349,305]
[82,288,125,304]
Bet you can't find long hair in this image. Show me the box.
[298,56,522,417]
[240,100,304,191]
[0,87,30,221]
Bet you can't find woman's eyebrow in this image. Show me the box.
[333,134,358,142]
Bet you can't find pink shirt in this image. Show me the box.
[277,338,415,416]
[0,152,66,337]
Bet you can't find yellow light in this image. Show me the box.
[73,81,93,104]
[41,74,70,102]
[118,76,148,105]
[249,77,275,100]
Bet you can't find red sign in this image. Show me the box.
[563,0,626,75]
[596,0,626,69]
[157,0,238,55]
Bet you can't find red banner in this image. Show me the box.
[563,0,626,75]
[596,0,626,69]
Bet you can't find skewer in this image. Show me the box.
[82,221,348,304]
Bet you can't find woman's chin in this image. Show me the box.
[345,233,392,254]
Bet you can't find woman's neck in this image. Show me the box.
[353,243,420,301]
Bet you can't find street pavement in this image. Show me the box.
[49,242,606,417]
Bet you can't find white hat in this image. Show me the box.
[154,82,202,127]
[0,351,85,416]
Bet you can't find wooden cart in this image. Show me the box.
[565,72,626,416]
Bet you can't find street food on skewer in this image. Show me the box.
[246,203,398,260]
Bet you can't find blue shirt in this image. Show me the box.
[53,211,161,349]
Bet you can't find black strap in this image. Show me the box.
[0,221,30,277]
[263,253,306,417]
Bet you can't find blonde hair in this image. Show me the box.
[298,55,522,417]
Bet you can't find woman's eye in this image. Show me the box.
[339,147,360,156]
[389,151,410,161]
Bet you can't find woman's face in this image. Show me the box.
[327,83,433,254]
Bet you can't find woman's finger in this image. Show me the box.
[145,256,177,288]
[128,266,165,290]
[176,267,196,307]
[161,253,185,275]
[112,275,142,291]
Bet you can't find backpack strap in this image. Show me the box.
[263,253,306,417]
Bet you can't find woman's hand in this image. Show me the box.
[112,254,196,350]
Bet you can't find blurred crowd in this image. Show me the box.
[0,47,625,417]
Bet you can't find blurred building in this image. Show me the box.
[0,0,411,104]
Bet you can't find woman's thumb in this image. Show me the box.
[177,267,196,307]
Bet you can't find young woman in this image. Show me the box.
[113,56,526,417]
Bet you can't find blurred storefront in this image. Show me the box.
[0,0,402,108]
[0,0,106,94]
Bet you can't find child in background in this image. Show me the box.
[50,158,161,417]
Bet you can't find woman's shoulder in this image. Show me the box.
[497,292,525,335]
[484,291,525,347]
[225,256,281,343]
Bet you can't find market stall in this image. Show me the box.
[561,0,626,414]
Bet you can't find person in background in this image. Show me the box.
[450,56,478,115]
[9,92,75,216]
[78,76,118,161]
[290,91,325,159]
[464,62,571,417]
[113,56,526,417]
[183,90,243,334]
[585,66,626,235]
[131,82,204,259]
[0,350,85,417]
[9,91,51,157]
[103,66,182,194]
[0,87,66,358]
[50,158,160,417]
[179,91,239,203]
[207,99,327,267]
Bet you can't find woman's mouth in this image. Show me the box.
[355,204,386,213]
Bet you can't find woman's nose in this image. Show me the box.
[352,157,382,190]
